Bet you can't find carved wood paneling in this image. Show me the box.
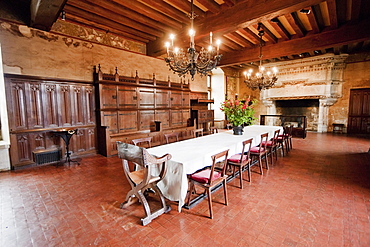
[139,110,155,130]
[183,92,190,107]
[171,91,182,107]
[118,85,138,108]
[27,82,44,129]
[85,86,95,125]
[139,88,155,108]
[118,110,138,132]
[155,89,170,108]
[100,84,117,109]
[71,85,84,125]
[155,110,169,129]
[9,82,27,131]
[170,110,182,127]
[44,84,59,128]
[58,85,73,127]
[5,75,97,168]
[101,111,118,134]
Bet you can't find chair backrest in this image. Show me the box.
[258,132,269,151]
[209,126,218,134]
[164,132,179,144]
[271,129,280,145]
[208,149,229,185]
[132,137,152,148]
[117,142,171,185]
[240,138,253,162]
[193,128,204,138]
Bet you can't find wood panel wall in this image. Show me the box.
[5,74,96,169]
[94,65,193,156]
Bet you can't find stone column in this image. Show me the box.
[318,98,337,132]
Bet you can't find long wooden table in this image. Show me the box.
[148,125,283,211]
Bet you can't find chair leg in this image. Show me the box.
[223,180,228,206]
[186,182,195,206]
[239,166,243,189]
[247,164,251,182]
[264,153,269,170]
[206,188,213,219]
[258,156,263,174]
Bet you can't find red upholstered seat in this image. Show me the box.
[250,146,265,153]
[228,153,248,163]
[190,169,221,184]
[261,140,274,147]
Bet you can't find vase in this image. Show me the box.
[232,126,244,135]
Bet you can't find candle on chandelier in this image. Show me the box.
[169,34,175,47]
[165,42,170,53]
[189,29,195,46]
[210,32,213,45]
[216,39,221,53]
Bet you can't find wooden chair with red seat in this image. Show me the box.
[227,138,253,188]
[186,149,229,219]
[164,132,179,144]
[117,142,172,226]
[192,128,204,138]
[262,129,280,165]
[209,126,219,134]
[132,137,152,148]
[249,132,269,174]
[277,126,290,156]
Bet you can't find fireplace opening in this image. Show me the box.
[275,99,319,131]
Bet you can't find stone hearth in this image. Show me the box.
[261,53,348,132]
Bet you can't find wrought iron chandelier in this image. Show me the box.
[244,23,278,90]
[164,0,222,80]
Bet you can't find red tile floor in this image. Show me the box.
[1,132,369,246]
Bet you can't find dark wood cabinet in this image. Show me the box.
[5,74,96,169]
[95,66,192,156]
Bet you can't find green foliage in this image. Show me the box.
[220,98,258,127]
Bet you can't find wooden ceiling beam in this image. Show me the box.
[196,0,221,13]
[222,0,236,7]
[224,32,254,48]
[70,0,181,32]
[350,0,361,22]
[66,1,164,38]
[112,0,187,28]
[220,37,244,50]
[268,20,291,41]
[326,0,338,29]
[30,0,67,31]
[285,13,305,38]
[138,0,190,23]
[259,23,278,43]
[63,5,156,41]
[164,0,205,18]
[306,7,321,33]
[219,19,370,66]
[148,0,324,56]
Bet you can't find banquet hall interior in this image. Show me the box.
[0,0,369,246]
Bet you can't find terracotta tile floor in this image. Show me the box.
[1,132,369,246]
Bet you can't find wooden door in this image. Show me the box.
[101,111,118,134]
[348,88,370,133]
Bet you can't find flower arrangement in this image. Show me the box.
[220,98,258,127]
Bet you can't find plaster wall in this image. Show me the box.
[0,21,207,90]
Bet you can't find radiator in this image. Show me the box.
[33,149,61,165]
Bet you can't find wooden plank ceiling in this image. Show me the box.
[11,0,370,71]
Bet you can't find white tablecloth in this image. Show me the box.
[148,125,283,211]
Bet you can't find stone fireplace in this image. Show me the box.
[261,53,348,132]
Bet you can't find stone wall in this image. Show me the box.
[0,20,207,91]
[328,60,370,131]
